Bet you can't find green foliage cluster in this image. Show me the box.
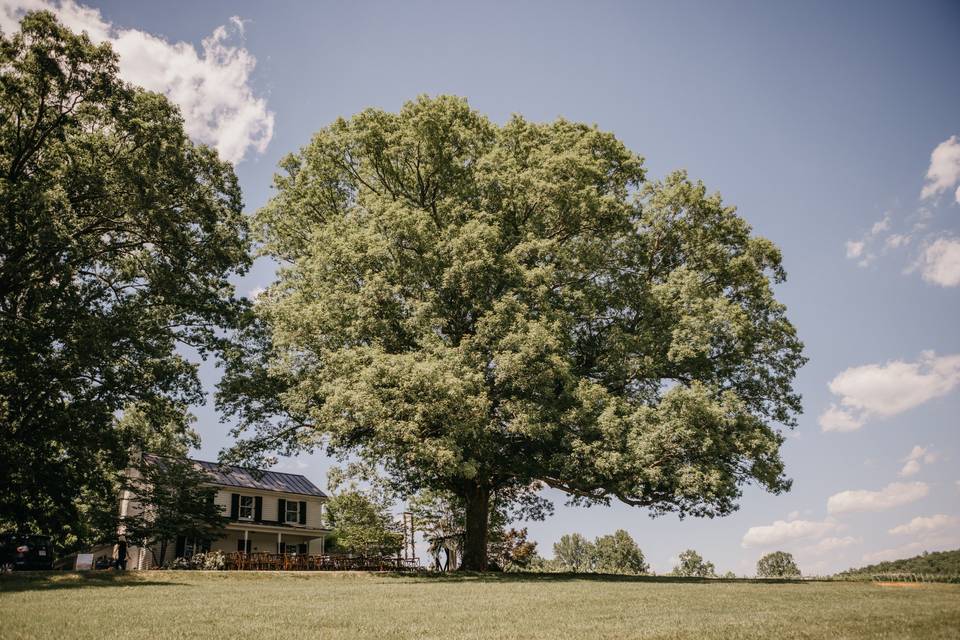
[323,468,404,556]
[0,12,248,551]
[548,529,650,574]
[838,549,960,578]
[168,550,227,570]
[120,455,228,566]
[487,527,538,571]
[669,549,717,577]
[220,94,806,569]
[324,491,404,556]
[756,550,801,578]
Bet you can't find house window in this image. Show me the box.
[239,496,254,520]
[285,500,300,523]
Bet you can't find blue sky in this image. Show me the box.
[4,0,958,575]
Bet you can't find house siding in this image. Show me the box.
[214,488,325,528]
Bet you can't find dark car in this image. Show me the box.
[0,534,54,571]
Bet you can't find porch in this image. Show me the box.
[213,524,328,556]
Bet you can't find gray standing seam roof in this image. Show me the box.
[191,459,327,498]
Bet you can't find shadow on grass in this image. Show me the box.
[380,571,812,585]
[0,571,183,594]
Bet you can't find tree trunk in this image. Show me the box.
[459,482,490,571]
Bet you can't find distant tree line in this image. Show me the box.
[524,538,809,579]
[838,549,960,578]
[544,531,650,574]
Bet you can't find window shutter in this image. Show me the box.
[254,496,263,522]
[299,543,307,554]
[278,499,286,524]
[299,501,307,525]
[175,536,186,559]
[230,493,239,520]
[279,541,285,554]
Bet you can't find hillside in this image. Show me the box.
[839,549,960,577]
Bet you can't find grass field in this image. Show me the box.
[1,571,959,640]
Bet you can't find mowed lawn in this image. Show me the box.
[1,571,958,640]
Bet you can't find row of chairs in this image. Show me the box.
[223,552,418,571]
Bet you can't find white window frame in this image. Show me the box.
[285,500,300,524]
[238,495,254,521]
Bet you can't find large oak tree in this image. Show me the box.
[220,95,805,570]
[0,13,249,549]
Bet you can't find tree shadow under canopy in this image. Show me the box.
[0,571,185,594]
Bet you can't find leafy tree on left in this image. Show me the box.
[121,454,228,566]
[0,13,250,552]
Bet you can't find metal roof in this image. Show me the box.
[142,455,327,498]
[193,459,328,498]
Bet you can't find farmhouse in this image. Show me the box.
[119,456,331,569]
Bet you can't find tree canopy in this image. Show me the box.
[0,13,249,550]
[592,529,649,575]
[838,549,960,578]
[756,550,801,578]
[324,491,403,556]
[121,455,228,566]
[552,533,595,573]
[550,529,649,575]
[670,549,717,578]
[220,94,805,569]
[323,465,404,556]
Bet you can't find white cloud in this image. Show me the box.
[920,135,960,202]
[899,459,921,477]
[0,0,273,163]
[819,351,960,431]
[871,216,891,235]
[741,519,836,548]
[802,536,860,555]
[898,445,937,478]
[889,514,960,536]
[862,541,927,564]
[845,240,865,259]
[914,237,960,287]
[818,405,864,432]
[827,482,929,515]
[843,215,896,267]
[885,234,910,249]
